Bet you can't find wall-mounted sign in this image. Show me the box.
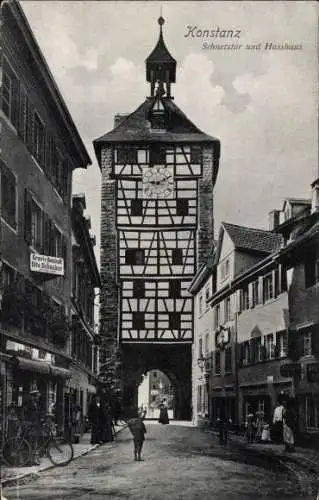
[30,254,64,276]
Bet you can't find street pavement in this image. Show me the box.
[3,421,315,500]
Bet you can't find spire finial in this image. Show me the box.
[158,13,165,31]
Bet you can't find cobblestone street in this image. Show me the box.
[3,423,313,500]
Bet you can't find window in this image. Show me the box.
[169,280,181,298]
[176,199,189,216]
[204,332,209,353]
[1,162,16,229]
[263,273,273,302]
[264,333,275,360]
[2,263,15,291]
[215,305,220,328]
[276,331,288,358]
[1,59,19,128]
[225,297,231,322]
[220,259,230,281]
[117,147,137,164]
[31,200,43,251]
[149,144,166,165]
[242,341,250,365]
[169,312,180,330]
[133,280,145,298]
[190,146,201,164]
[198,338,203,357]
[150,111,166,130]
[242,286,249,310]
[305,252,319,288]
[172,249,183,265]
[305,395,319,429]
[302,331,312,357]
[225,347,232,372]
[215,350,221,375]
[199,295,203,315]
[52,226,63,258]
[125,249,145,265]
[131,199,143,216]
[132,312,145,330]
[18,86,28,142]
[205,284,210,301]
[198,338,203,358]
[33,113,45,166]
[252,280,259,307]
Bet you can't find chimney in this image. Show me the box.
[114,114,129,128]
[268,209,281,230]
[311,178,319,214]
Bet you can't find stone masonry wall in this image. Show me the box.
[198,145,215,269]
[99,145,119,363]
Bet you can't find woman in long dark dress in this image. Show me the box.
[88,396,103,444]
[158,401,169,425]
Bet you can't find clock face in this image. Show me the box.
[143,166,174,199]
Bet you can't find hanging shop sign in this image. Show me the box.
[215,326,230,348]
[30,254,64,276]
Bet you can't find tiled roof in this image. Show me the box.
[94,98,218,145]
[145,30,176,65]
[223,222,282,254]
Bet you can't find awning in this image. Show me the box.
[15,357,51,374]
[50,366,71,379]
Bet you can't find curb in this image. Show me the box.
[1,424,128,488]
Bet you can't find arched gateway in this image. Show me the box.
[94,18,220,420]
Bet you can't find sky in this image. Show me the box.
[21,1,318,268]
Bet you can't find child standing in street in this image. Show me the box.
[127,410,147,461]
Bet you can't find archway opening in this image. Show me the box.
[138,369,175,420]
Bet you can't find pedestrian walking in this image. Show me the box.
[272,399,284,444]
[88,395,103,444]
[255,410,265,443]
[101,402,114,442]
[246,410,256,444]
[158,400,169,424]
[127,410,147,461]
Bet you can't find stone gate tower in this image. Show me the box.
[93,18,220,419]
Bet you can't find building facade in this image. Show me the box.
[94,17,220,419]
[67,194,101,436]
[0,0,91,437]
[191,183,319,438]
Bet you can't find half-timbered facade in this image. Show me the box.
[94,17,220,419]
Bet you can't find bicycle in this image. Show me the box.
[2,420,74,467]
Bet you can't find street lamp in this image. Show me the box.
[197,353,206,371]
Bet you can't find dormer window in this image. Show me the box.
[150,111,166,130]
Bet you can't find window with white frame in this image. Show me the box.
[199,294,203,316]
[242,341,250,365]
[263,273,273,302]
[302,331,312,357]
[252,280,259,307]
[215,305,220,328]
[242,286,249,310]
[277,331,288,358]
[220,259,230,281]
[264,333,275,360]
[225,297,231,322]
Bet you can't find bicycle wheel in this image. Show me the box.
[2,437,32,467]
[47,438,73,466]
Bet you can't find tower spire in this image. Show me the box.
[145,17,176,98]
